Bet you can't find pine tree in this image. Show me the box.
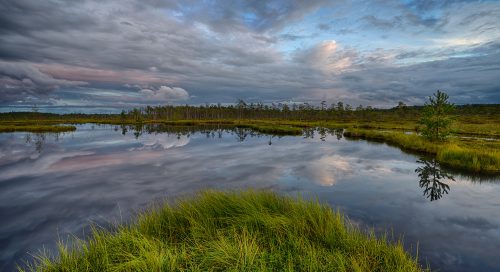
[419,90,454,141]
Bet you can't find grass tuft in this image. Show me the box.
[21,190,425,272]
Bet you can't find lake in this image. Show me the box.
[0,124,499,271]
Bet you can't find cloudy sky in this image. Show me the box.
[1,0,499,112]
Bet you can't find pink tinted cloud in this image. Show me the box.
[35,63,180,85]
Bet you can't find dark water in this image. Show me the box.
[0,124,499,271]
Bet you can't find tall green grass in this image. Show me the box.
[0,125,76,133]
[344,130,500,173]
[436,145,500,173]
[22,191,424,272]
[235,123,303,135]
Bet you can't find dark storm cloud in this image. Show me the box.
[0,1,254,68]
[0,0,308,103]
[0,1,98,35]
[0,0,499,108]
[0,0,329,68]
[0,61,86,102]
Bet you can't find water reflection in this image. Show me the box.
[313,127,344,141]
[115,124,348,144]
[415,158,455,201]
[1,124,499,272]
[24,132,60,153]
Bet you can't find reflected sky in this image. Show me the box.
[0,125,499,271]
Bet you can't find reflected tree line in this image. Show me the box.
[24,132,63,153]
[23,125,497,202]
[118,123,277,142]
[116,123,346,143]
[22,124,347,153]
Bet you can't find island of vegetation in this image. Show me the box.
[2,91,498,173]
[23,190,424,272]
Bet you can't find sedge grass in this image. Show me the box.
[235,123,303,135]
[0,125,76,133]
[22,190,425,272]
[344,130,500,173]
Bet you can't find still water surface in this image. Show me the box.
[0,124,499,271]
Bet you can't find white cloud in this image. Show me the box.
[294,40,355,74]
[139,86,189,101]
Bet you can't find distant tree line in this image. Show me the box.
[1,102,498,122]
[117,101,499,122]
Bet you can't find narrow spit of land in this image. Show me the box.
[22,190,425,272]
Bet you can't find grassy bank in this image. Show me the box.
[235,123,303,135]
[344,130,500,173]
[0,119,304,136]
[23,191,424,272]
[2,109,500,138]
[0,124,76,133]
[2,116,498,173]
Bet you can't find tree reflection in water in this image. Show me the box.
[25,133,47,153]
[335,128,343,140]
[415,158,455,201]
[117,124,349,143]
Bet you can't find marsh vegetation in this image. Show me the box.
[22,191,424,272]
[3,94,497,173]
[1,92,499,271]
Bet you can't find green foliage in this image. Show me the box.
[22,191,424,272]
[236,123,303,135]
[419,90,455,141]
[1,104,498,125]
[120,110,126,121]
[343,130,500,173]
[0,125,76,133]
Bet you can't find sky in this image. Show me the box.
[0,0,499,113]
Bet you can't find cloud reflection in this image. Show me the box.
[1,125,499,272]
[130,133,190,151]
[294,155,352,186]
